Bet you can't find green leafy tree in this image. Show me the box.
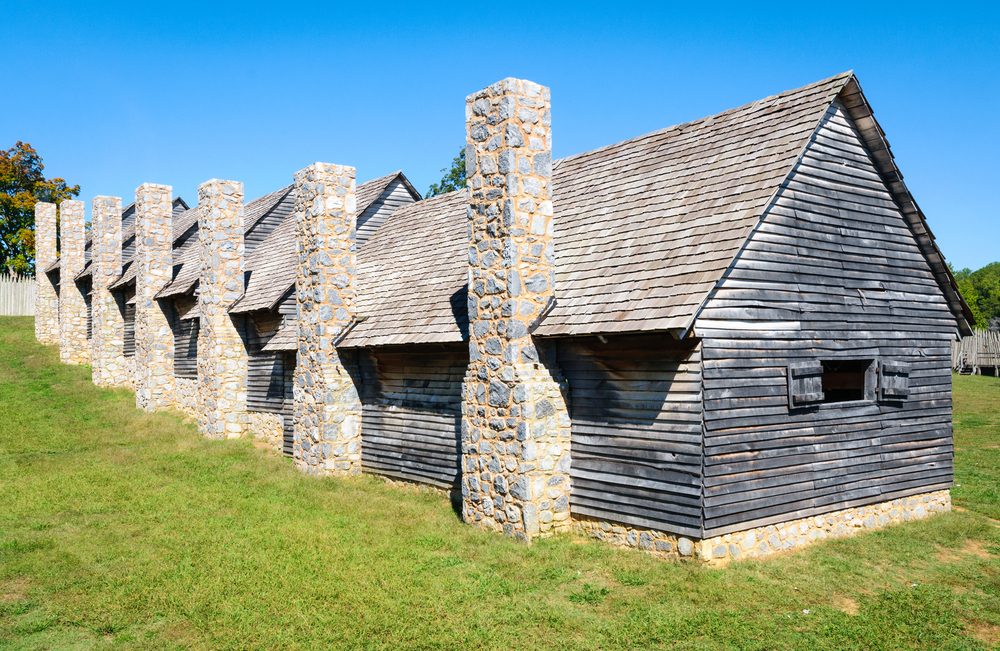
[953,262,1000,329]
[426,148,466,198]
[0,141,79,275]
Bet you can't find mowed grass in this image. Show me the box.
[0,316,998,650]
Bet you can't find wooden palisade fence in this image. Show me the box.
[0,272,35,316]
[953,330,1000,376]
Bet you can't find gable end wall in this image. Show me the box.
[695,101,956,538]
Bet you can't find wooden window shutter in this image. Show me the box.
[879,361,911,401]
[787,360,824,407]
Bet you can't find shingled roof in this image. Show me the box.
[109,203,200,291]
[337,71,971,346]
[230,171,411,314]
[46,199,185,278]
[341,191,468,346]
[155,185,291,300]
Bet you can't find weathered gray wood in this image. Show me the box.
[556,333,704,534]
[171,313,199,379]
[122,285,136,358]
[246,311,286,413]
[695,102,956,537]
[359,344,466,488]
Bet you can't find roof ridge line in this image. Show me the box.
[553,71,854,170]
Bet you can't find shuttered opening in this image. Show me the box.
[555,334,703,537]
[358,344,466,489]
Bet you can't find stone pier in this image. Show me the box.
[196,179,248,439]
[58,199,89,365]
[292,163,363,476]
[91,196,129,387]
[462,78,572,541]
[34,202,59,344]
[134,183,175,411]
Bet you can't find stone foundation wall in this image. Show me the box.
[122,356,135,390]
[173,378,199,419]
[248,411,284,454]
[574,490,952,564]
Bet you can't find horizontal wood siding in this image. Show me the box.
[246,191,293,256]
[280,352,295,456]
[122,234,135,262]
[278,291,296,318]
[172,316,199,379]
[247,312,286,413]
[81,278,93,340]
[555,334,703,537]
[356,179,417,245]
[696,102,956,537]
[359,344,466,488]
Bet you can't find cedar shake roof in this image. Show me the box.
[155,185,291,299]
[340,72,843,346]
[262,320,297,351]
[342,190,469,346]
[48,199,187,279]
[338,71,972,345]
[230,171,410,313]
[109,203,200,291]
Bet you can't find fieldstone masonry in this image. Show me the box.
[134,183,175,411]
[248,411,284,454]
[34,202,59,344]
[462,78,572,541]
[576,490,952,564]
[58,200,89,365]
[197,179,248,439]
[91,196,129,387]
[292,163,363,476]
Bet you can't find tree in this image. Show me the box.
[953,261,1000,330]
[426,148,466,198]
[0,141,79,275]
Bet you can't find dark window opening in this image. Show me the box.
[821,359,872,403]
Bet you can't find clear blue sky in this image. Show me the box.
[3,1,997,268]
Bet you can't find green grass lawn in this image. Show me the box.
[1,316,998,650]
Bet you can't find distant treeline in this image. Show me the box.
[953,262,1000,330]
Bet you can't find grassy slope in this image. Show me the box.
[0,315,998,650]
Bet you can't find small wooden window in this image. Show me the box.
[787,360,824,407]
[879,361,911,401]
[820,359,875,403]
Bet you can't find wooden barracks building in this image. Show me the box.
[33,71,972,562]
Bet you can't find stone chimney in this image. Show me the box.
[197,179,248,439]
[91,196,128,387]
[292,163,362,476]
[462,78,572,541]
[134,183,175,411]
[58,199,89,365]
[34,202,59,344]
